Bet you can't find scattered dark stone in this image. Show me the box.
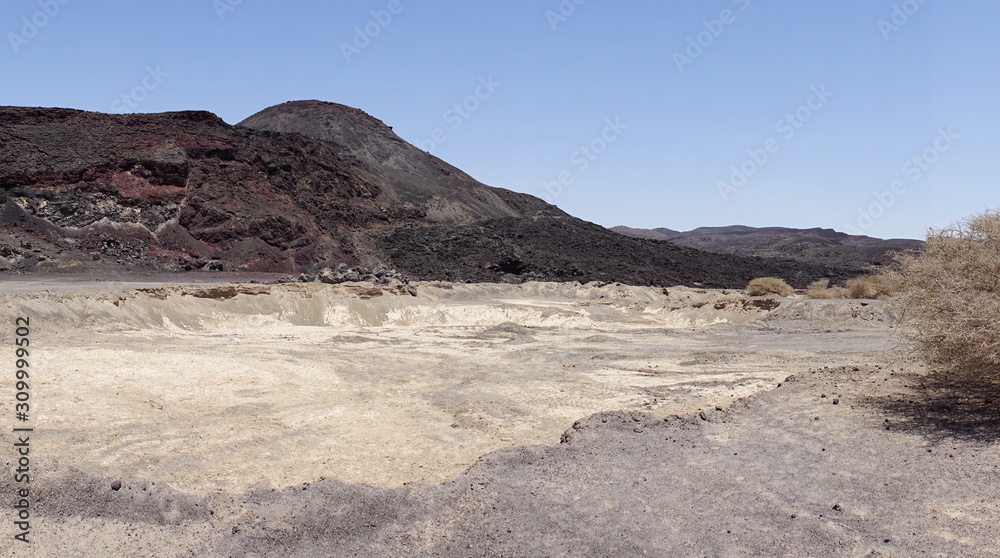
[318,267,339,284]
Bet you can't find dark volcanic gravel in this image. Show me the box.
[384,216,862,289]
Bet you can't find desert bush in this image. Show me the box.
[804,276,895,299]
[845,274,897,299]
[885,210,1000,378]
[806,278,835,298]
[845,276,875,299]
[746,277,793,297]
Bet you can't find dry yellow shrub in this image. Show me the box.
[806,279,835,298]
[884,210,1000,378]
[746,277,794,297]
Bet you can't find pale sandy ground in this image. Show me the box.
[2,280,894,494]
[5,279,994,556]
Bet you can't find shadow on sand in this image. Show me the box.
[875,369,1000,443]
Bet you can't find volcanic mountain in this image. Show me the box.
[238,100,553,227]
[611,225,924,271]
[0,100,855,287]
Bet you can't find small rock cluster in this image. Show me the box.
[299,262,408,286]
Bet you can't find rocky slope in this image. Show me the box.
[238,100,547,226]
[1,101,853,287]
[0,103,551,274]
[384,216,855,287]
[612,225,924,273]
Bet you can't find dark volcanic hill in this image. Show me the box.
[611,225,924,273]
[0,102,549,274]
[1,101,858,287]
[238,101,551,227]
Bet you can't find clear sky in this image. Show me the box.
[3,0,997,240]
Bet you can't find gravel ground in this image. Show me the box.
[1,280,996,557]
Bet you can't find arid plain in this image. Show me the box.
[5,277,997,556]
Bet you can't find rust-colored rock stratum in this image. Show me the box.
[1,101,853,287]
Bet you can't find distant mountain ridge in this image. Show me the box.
[611,225,924,272]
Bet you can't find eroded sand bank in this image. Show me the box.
[2,280,898,493]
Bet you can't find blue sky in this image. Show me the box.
[3,0,997,240]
